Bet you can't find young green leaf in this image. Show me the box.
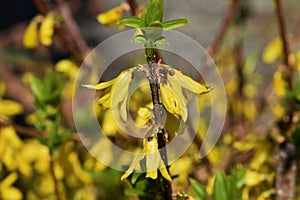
[154,36,168,45]
[29,74,46,104]
[118,16,146,28]
[162,19,189,30]
[213,171,230,200]
[189,178,206,200]
[133,35,147,44]
[141,0,164,26]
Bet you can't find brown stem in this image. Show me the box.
[146,54,172,200]
[55,0,90,55]
[32,0,88,63]
[49,154,61,200]
[274,1,296,199]
[210,0,238,57]
[127,0,137,16]
[274,0,291,87]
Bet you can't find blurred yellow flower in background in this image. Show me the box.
[0,173,23,200]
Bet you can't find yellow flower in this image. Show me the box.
[121,136,172,181]
[83,70,132,121]
[262,37,283,64]
[160,67,209,121]
[97,3,129,26]
[0,99,23,117]
[160,82,185,120]
[39,12,55,46]
[23,16,40,49]
[0,126,22,171]
[244,170,273,187]
[0,173,23,200]
[273,70,287,97]
[16,140,50,176]
[168,69,209,95]
[55,59,78,80]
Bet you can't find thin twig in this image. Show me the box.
[127,0,137,16]
[55,0,90,55]
[49,154,61,200]
[32,0,88,63]
[274,0,291,87]
[210,0,239,57]
[274,1,296,199]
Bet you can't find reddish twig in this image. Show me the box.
[274,0,292,87]
[49,155,61,200]
[274,1,296,200]
[210,0,239,57]
[127,0,138,16]
[55,0,90,55]
[32,0,88,63]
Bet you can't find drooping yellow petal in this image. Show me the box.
[0,99,23,116]
[159,161,172,182]
[39,12,55,46]
[23,16,39,49]
[262,37,282,64]
[273,70,287,97]
[82,80,114,91]
[146,151,160,179]
[120,91,128,121]
[121,153,145,181]
[97,6,124,26]
[98,92,111,108]
[55,59,78,79]
[169,69,209,94]
[160,83,186,120]
[111,71,131,106]
[1,187,23,200]
[0,172,18,189]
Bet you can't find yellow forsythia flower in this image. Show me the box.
[97,3,129,26]
[23,16,39,49]
[244,170,273,187]
[271,102,285,119]
[83,70,132,121]
[0,126,22,171]
[0,173,23,200]
[262,37,283,64]
[0,99,23,117]
[273,70,287,97]
[121,136,172,181]
[55,59,78,79]
[40,12,55,46]
[161,67,209,122]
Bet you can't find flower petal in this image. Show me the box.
[169,70,209,94]
[121,153,145,181]
[82,79,114,91]
[159,166,172,182]
[146,170,158,179]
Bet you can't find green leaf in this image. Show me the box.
[144,21,164,40]
[213,171,231,200]
[131,173,143,184]
[189,178,206,200]
[133,35,147,44]
[141,0,164,25]
[230,167,246,189]
[118,16,146,28]
[154,36,168,45]
[162,19,189,30]
[29,74,46,104]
